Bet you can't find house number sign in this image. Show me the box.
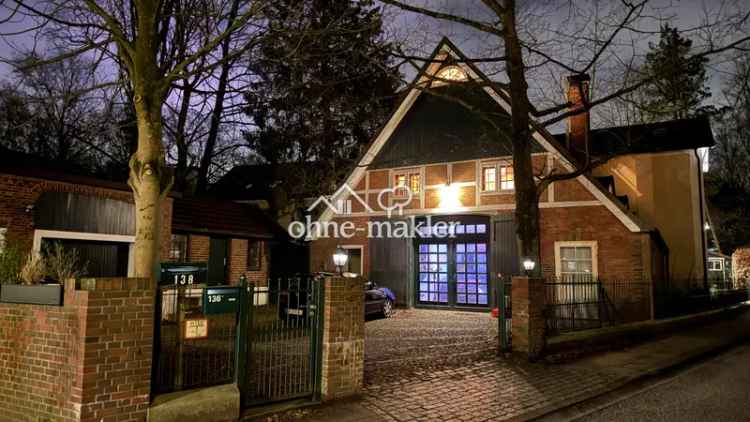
[159,262,208,286]
[184,319,208,339]
[203,286,240,315]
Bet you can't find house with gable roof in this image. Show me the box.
[309,38,714,312]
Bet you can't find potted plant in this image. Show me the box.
[0,252,63,305]
[0,243,86,306]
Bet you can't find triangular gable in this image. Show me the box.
[320,37,648,233]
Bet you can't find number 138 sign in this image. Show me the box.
[159,263,207,286]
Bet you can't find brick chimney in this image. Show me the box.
[565,74,591,161]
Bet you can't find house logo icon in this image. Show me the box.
[307,184,414,217]
[307,184,372,215]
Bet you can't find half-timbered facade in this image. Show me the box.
[309,38,714,310]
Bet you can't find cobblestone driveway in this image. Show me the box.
[365,309,497,386]
[362,309,620,422]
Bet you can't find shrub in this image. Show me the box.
[0,244,23,284]
[44,242,87,283]
[19,253,45,285]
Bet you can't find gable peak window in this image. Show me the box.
[436,65,467,82]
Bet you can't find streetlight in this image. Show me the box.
[522,258,536,276]
[332,246,349,275]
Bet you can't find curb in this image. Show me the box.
[512,319,750,421]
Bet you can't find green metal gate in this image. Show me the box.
[238,276,324,407]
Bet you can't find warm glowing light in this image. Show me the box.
[436,65,468,82]
[439,184,462,210]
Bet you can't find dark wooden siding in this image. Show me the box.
[34,191,134,235]
[42,238,129,277]
[492,215,519,278]
[368,218,410,307]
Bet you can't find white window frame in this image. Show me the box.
[708,258,723,271]
[32,229,136,277]
[554,241,599,303]
[554,241,599,280]
[392,169,421,197]
[341,245,364,276]
[480,165,497,192]
[498,164,514,191]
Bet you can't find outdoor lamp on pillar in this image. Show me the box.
[333,246,349,275]
[523,258,536,276]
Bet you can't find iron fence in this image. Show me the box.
[545,277,652,336]
[655,279,749,319]
[153,285,238,395]
[242,276,323,406]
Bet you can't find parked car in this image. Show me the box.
[364,280,396,318]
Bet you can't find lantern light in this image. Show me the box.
[522,258,536,275]
[332,246,349,274]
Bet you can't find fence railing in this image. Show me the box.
[655,279,749,319]
[545,277,652,336]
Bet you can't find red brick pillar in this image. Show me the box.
[71,278,155,422]
[511,276,546,360]
[320,276,364,401]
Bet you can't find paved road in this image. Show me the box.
[562,343,750,422]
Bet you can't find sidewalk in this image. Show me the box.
[242,305,750,422]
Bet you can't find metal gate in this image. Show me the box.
[238,276,323,406]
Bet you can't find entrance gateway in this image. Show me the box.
[415,215,491,308]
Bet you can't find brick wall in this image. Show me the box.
[185,235,269,285]
[540,206,648,281]
[0,277,154,422]
[320,276,365,401]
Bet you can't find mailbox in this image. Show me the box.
[159,262,207,286]
[203,286,240,315]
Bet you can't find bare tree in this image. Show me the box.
[379,0,750,272]
[0,0,266,277]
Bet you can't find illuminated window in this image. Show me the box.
[410,174,421,194]
[436,65,467,82]
[708,258,723,271]
[500,165,514,190]
[394,170,420,196]
[482,167,496,192]
[169,234,188,262]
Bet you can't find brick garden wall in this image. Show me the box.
[0,278,154,422]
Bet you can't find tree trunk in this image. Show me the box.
[128,92,172,278]
[502,0,541,275]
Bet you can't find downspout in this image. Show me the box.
[694,149,709,289]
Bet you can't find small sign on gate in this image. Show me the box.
[184,318,209,339]
[203,286,240,315]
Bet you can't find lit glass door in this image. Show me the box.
[417,243,449,304]
[415,216,490,307]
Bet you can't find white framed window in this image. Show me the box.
[481,166,496,192]
[342,245,363,276]
[499,165,514,190]
[393,170,420,196]
[708,258,723,271]
[554,241,598,302]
